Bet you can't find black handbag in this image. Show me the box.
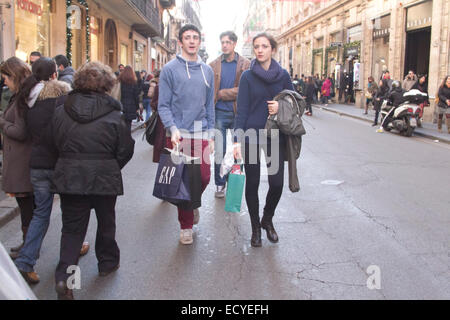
[142,111,159,145]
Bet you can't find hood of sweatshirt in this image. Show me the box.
[59,66,75,78]
[175,54,211,88]
[250,58,285,84]
[64,90,122,124]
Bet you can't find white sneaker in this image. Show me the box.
[193,209,200,225]
[180,229,193,245]
[215,186,226,199]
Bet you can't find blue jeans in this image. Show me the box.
[15,169,55,272]
[143,98,152,122]
[214,109,235,187]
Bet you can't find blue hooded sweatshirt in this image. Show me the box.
[158,54,215,139]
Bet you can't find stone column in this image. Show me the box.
[427,0,445,123]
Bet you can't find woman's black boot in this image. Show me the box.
[261,215,279,243]
[250,221,262,248]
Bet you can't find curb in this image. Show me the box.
[0,123,146,228]
[314,105,450,145]
[0,197,21,228]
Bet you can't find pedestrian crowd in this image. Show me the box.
[1,21,449,300]
[0,24,309,300]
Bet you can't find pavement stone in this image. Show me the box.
[313,103,450,144]
[0,121,146,228]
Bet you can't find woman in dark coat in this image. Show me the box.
[304,76,315,116]
[148,70,165,163]
[0,57,34,257]
[11,57,71,284]
[118,66,140,129]
[411,74,429,127]
[234,33,294,248]
[372,79,389,126]
[436,75,450,133]
[50,61,135,300]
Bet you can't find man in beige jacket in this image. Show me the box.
[209,31,250,198]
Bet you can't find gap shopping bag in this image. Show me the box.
[152,153,190,205]
[225,165,246,213]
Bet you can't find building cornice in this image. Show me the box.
[277,0,359,40]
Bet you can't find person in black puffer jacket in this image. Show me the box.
[118,66,140,129]
[50,61,135,300]
[12,58,71,283]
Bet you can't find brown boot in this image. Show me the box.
[438,118,443,132]
[447,117,450,134]
[19,270,40,285]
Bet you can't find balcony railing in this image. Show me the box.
[128,0,161,37]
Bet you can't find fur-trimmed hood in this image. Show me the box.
[38,80,71,101]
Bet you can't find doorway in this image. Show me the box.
[404,27,431,78]
[105,19,118,69]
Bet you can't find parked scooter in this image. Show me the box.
[380,89,427,137]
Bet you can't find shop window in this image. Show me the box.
[347,25,362,43]
[15,0,51,62]
[120,44,128,66]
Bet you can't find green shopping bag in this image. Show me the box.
[225,165,246,213]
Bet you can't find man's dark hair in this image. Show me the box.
[220,31,238,43]
[54,54,70,68]
[178,24,201,42]
[118,64,125,68]
[30,51,41,58]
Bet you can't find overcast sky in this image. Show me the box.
[196,0,248,63]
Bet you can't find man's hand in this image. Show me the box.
[171,129,181,148]
[217,90,224,101]
[209,139,215,155]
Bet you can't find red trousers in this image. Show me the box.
[166,138,211,229]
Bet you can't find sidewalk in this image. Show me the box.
[0,121,145,228]
[313,102,450,144]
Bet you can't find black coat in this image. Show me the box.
[120,82,140,121]
[388,87,406,107]
[305,83,315,103]
[27,80,71,169]
[374,80,390,110]
[437,86,450,109]
[50,90,135,195]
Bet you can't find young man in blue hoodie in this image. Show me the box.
[158,24,215,245]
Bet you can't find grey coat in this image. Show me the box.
[0,96,33,193]
[269,90,306,193]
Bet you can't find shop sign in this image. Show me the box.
[345,47,359,57]
[67,5,81,30]
[373,29,390,39]
[330,42,343,47]
[406,0,432,31]
[373,15,390,39]
[17,0,43,16]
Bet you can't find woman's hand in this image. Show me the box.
[267,101,279,115]
[233,143,242,160]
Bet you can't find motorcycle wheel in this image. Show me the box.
[402,119,414,137]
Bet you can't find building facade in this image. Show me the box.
[0,0,172,74]
[269,0,449,122]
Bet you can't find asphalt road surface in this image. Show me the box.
[1,108,449,300]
